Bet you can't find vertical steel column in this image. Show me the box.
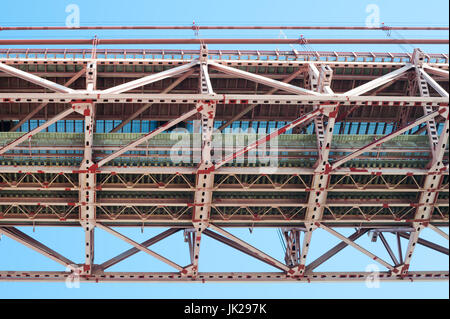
[293,65,335,277]
[199,45,213,95]
[317,65,334,95]
[188,103,216,277]
[74,101,96,276]
[78,62,97,275]
[400,111,449,276]
[399,51,449,275]
[184,45,216,277]
[413,49,439,158]
[86,61,97,92]
[304,63,319,92]
[82,102,96,275]
[313,65,334,153]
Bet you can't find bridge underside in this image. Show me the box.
[0,48,448,282]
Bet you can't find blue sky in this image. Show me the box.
[0,0,449,298]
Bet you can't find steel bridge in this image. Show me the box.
[0,29,448,283]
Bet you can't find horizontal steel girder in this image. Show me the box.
[0,49,447,62]
[0,93,447,105]
[0,25,448,31]
[0,197,447,207]
[0,271,447,282]
[1,219,447,228]
[1,184,444,192]
[0,38,448,45]
[0,166,446,175]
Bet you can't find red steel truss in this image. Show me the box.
[0,40,448,282]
